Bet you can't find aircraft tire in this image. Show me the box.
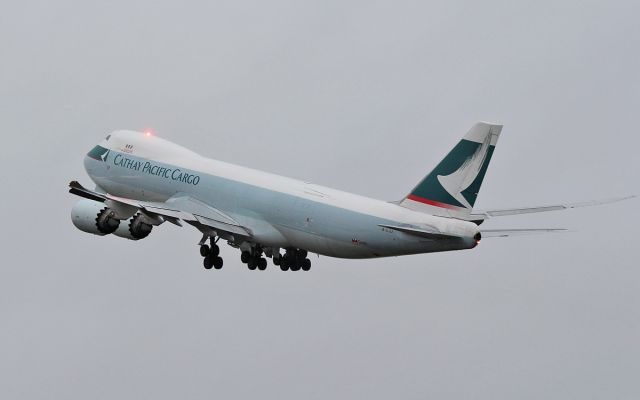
[203,255,214,269]
[200,245,210,257]
[280,264,289,271]
[258,258,267,270]
[210,244,220,257]
[301,258,311,271]
[290,264,301,272]
[213,256,223,269]
[248,260,257,270]
[241,251,251,264]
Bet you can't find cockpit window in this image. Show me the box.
[87,145,110,161]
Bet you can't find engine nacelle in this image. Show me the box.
[71,199,120,236]
[113,213,153,240]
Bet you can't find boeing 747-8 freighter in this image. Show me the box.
[69,122,631,271]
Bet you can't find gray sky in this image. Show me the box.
[1,0,639,398]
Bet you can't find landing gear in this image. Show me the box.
[200,237,223,270]
[279,249,311,272]
[203,253,223,269]
[240,246,268,271]
[246,257,266,270]
[201,240,313,272]
[200,244,210,257]
[203,256,213,270]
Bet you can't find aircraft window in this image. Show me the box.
[87,145,108,160]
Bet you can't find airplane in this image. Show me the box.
[68,122,633,271]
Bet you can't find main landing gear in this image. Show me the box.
[241,247,268,271]
[198,236,312,272]
[200,238,223,270]
[274,249,311,272]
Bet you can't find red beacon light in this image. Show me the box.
[144,131,152,137]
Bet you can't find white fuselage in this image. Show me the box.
[84,131,480,258]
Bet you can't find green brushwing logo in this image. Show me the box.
[436,133,492,208]
[100,149,110,162]
[410,138,495,209]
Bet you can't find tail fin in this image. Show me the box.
[399,121,502,219]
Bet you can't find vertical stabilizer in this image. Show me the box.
[399,122,502,219]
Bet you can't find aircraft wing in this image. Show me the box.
[69,181,251,237]
[471,195,635,219]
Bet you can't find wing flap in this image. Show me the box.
[194,215,250,236]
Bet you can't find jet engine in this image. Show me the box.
[112,213,153,240]
[71,199,158,240]
[71,199,120,235]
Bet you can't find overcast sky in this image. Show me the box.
[1,0,639,399]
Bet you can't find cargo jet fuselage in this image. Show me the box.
[77,130,481,259]
[69,123,629,271]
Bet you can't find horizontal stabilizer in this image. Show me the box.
[378,224,461,240]
[472,195,635,219]
[481,228,567,238]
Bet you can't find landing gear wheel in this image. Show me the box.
[203,255,214,270]
[273,257,281,266]
[241,251,251,264]
[290,264,301,272]
[258,258,267,270]
[301,258,311,271]
[210,244,220,257]
[248,260,257,270]
[200,244,210,257]
[280,264,289,271]
[282,254,293,269]
[213,256,223,269]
